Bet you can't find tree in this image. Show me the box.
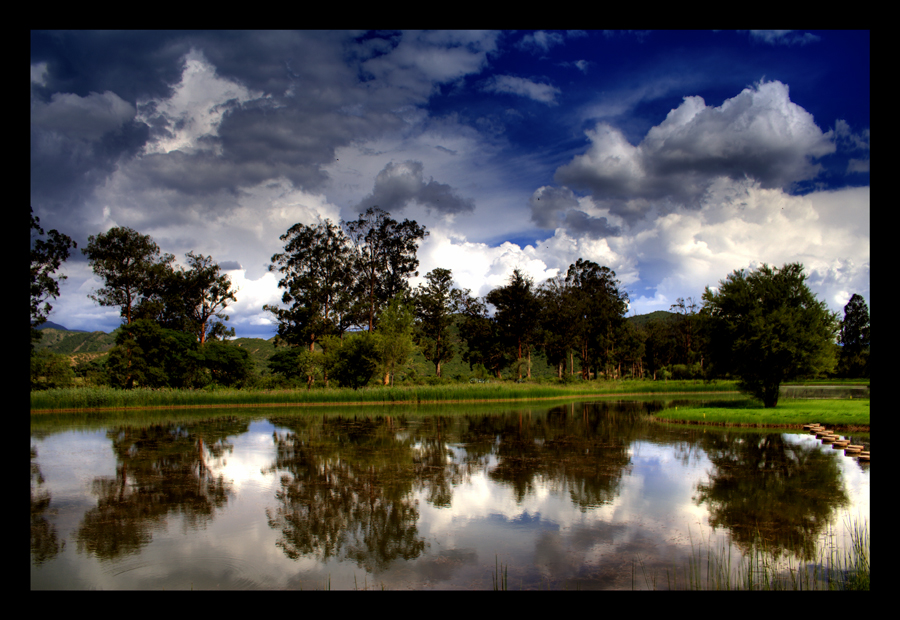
[30,207,76,348]
[30,349,75,390]
[837,293,870,378]
[343,207,428,332]
[701,263,838,407]
[414,268,464,378]
[536,274,580,379]
[265,219,356,353]
[105,318,203,389]
[181,252,238,344]
[201,340,254,387]
[459,293,512,379]
[327,332,380,389]
[486,268,541,379]
[82,227,174,326]
[373,292,417,385]
[565,259,629,379]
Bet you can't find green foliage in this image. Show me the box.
[73,355,109,386]
[268,344,325,388]
[137,252,238,343]
[701,263,838,407]
[373,292,417,385]
[327,332,380,389]
[82,226,175,326]
[837,294,869,378]
[265,219,357,349]
[486,268,541,379]
[201,340,254,387]
[30,349,75,390]
[564,259,629,379]
[106,319,204,389]
[343,206,428,331]
[413,268,464,377]
[460,295,513,379]
[30,207,76,349]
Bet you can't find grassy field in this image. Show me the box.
[652,396,870,429]
[30,378,740,412]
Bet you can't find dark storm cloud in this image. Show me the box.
[529,185,579,228]
[30,30,190,102]
[529,186,621,238]
[560,210,621,238]
[355,160,475,215]
[32,31,500,228]
[554,81,836,224]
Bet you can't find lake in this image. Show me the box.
[30,398,870,590]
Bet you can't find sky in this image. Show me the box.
[30,30,870,339]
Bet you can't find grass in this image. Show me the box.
[652,397,870,429]
[30,379,740,412]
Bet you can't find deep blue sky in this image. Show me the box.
[31,30,869,338]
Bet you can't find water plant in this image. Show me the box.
[634,518,869,590]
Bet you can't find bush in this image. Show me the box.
[31,350,75,390]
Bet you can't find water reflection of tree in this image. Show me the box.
[264,415,428,571]
[31,446,63,564]
[694,432,850,560]
[75,417,246,560]
[483,403,644,510]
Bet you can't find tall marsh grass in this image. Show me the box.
[30,379,740,412]
[634,518,869,590]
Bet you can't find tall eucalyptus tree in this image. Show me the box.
[82,226,174,326]
[265,219,356,352]
[564,259,629,379]
[343,207,428,332]
[486,268,541,379]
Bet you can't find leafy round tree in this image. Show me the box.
[701,263,837,407]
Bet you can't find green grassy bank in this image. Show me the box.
[652,396,870,430]
[30,379,739,412]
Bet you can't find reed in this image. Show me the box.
[636,518,869,590]
[493,555,508,591]
[31,379,740,412]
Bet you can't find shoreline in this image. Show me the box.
[30,390,743,414]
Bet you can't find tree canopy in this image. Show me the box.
[82,226,174,326]
[413,268,464,378]
[343,207,428,332]
[264,218,356,351]
[701,262,838,407]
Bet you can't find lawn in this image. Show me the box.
[652,397,870,429]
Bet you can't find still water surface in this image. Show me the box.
[30,399,869,589]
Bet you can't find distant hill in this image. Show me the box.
[626,310,679,328]
[35,328,120,355]
[37,321,89,332]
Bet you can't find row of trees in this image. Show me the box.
[31,209,253,389]
[30,204,870,406]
